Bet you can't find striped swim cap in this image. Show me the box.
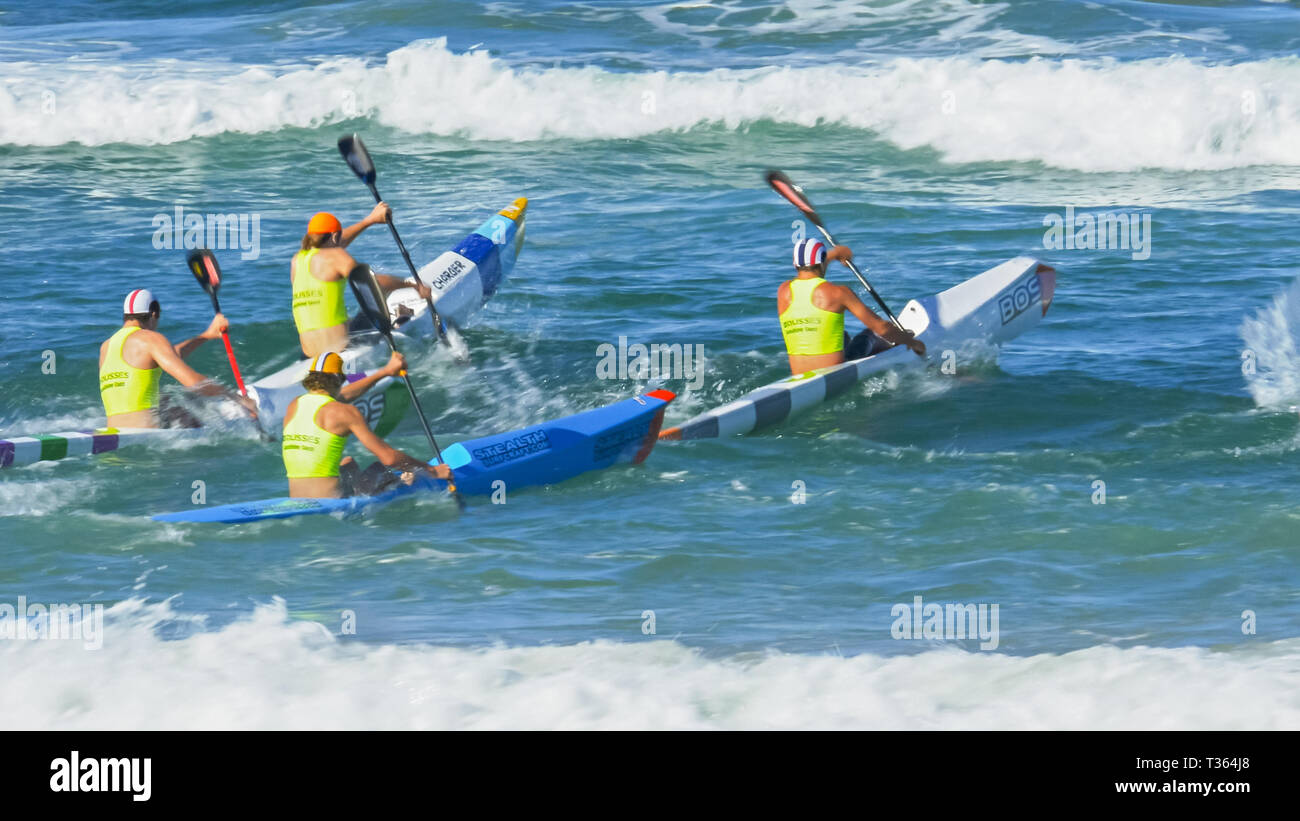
[793,239,826,268]
[309,352,344,375]
[123,288,159,315]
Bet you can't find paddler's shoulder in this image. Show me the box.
[331,396,363,419]
[124,326,168,348]
[293,243,348,262]
[309,246,352,278]
[314,392,360,419]
[319,395,363,433]
[816,279,854,306]
[114,326,167,366]
[776,279,793,313]
[314,244,349,257]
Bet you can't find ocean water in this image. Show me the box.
[2,0,1300,730]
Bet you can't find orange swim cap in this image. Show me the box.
[307,212,342,234]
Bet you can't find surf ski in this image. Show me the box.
[247,197,528,436]
[659,256,1056,440]
[151,389,674,523]
[0,427,209,470]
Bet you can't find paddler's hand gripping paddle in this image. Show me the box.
[338,134,452,348]
[765,169,906,332]
[186,249,248,396]
[347,262,465,510]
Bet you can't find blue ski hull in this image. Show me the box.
[152,391,673,524]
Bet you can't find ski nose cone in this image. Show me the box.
[1036,263,1056,315]
[500,197,527,220]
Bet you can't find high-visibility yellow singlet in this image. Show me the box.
[282,393,346,479]
[292,249,348,334]
[100,327,161,417]
[780,277,844,356]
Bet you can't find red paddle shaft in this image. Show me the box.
[220,330,247,396]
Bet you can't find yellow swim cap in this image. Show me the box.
[308,352,344,375]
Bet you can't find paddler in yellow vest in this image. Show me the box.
[99,289,257,428]
[282,352,451,498]
[292,206,432,358]
[779,239,926,375]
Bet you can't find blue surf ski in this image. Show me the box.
[152,390,673,524]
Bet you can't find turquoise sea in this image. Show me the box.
[2,0,1299,729]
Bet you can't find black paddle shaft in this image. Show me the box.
[368,184,450,342]
[378,334,445,458]
[346,263,464,507]
[377,333,466,510]
[338,134,449,342]
[766,169,904,330]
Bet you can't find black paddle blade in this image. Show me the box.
[347,263,392,336]
[338,134,376,185]
[186,249,222,294]
[766,169,823,227]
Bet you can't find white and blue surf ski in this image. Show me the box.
[659,257,1056,440]
[247,197,528,437]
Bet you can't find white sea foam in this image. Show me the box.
[636,0,1073,57]
[4,40,1300,172]
[0,475,102,518]
[0,391,260,441]
[3,597,1295,729]
[1241,275,1300,409]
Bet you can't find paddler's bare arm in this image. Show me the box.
[826,244,854,265]
[142,331,215,389]
[339,404,452,480]
[373,272,431,299]
[317,243,431,299]
[837,287,926,357]
[343,201,433,298]
[144,329,258,413]
[339,202,392,248]
[173,314,229,359]
[338,351,406,402]
[825,246,925,356]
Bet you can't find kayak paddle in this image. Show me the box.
[338,134,451,345]
[765,169,905,331]
[186,249,248,396]
[347,262,464,509]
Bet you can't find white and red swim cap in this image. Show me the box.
[123,288,159,315]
